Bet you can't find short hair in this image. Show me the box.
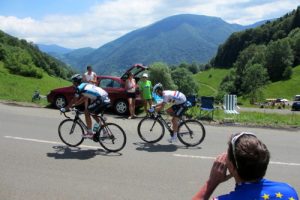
[87,65,92,70]
[227,133,270,181]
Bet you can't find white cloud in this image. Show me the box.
[0,0,299,48]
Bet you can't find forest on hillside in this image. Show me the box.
[0,30,74,79]
[211,6,300,103]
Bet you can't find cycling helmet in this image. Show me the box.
[71,74,82,84]
[153,83,163,93]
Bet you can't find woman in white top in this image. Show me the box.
[125,72,136,119]
[83,65,97,85]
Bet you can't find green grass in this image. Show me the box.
[187,107,300,127]
[193,68,230,97]
[0,62,71,106]
[262,65,300,100]
[193,66,300,103]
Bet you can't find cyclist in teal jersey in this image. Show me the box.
[61,74,110,138]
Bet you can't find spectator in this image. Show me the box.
[138,73,153,115]
[83,65,97,85]
[125,72,137,119]
[192,132,299,200]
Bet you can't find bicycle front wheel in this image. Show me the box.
[98,123,126,152]
[58,119,84,147]
[177,119,206,147]
[137,117,165,143]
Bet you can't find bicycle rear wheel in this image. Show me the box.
[58,119,84,147]
[137,117,165,143]
[177,119,205,147]
[98,123,126,152]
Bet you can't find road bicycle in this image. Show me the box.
[137,110,206,147]
[58,108,126,152]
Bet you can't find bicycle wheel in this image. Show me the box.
[137,117,165,143]
[58,119,84,147]
[177,119,205,147]
[98,123,126,152]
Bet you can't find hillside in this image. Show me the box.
[0,30,75,79]
[193,68,230,97]
[192,66,300,103]
[262,65,300,100]
[53,14,263,75]
[0,62,70,103]
[213,6,300,68]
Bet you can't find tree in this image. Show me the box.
[232,44,267,95]
[289,28,300,66]
[148,62,177,90]
[265,39,294,81]
[241,63,269,104]
[291,6,300,30]
[171,67,198,95]
[188,63,199,74]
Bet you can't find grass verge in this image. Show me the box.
[186,107,300,128]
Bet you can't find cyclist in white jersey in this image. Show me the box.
[61,74,111,138]
[151,83,187,143]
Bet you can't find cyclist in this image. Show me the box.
[60,74,111,138]
[150,83,188,143]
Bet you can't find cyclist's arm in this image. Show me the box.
[73,96,88,107]
[155,102,165,112]
[65,95,86,109]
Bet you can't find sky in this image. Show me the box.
[0,0,299,49]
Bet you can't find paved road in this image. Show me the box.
[0,103,299,200]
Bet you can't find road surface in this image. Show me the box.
[0,102,299,200]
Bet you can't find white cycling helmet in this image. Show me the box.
[153,83,163,93]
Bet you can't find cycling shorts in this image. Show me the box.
[88,96,111,114]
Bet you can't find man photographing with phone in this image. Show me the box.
[193,132,298,200]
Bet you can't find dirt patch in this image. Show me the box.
[0,100,45,108]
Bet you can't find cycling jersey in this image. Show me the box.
[215,179,298,200]
[162,90,186,105]
[76,83,108,100]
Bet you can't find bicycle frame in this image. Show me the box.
[62,109,107,134]
[151,112,194,137]
[151,113,174,134]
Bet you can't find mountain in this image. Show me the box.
[37,44,73,55]
[38,14,265,75]
[84,14,248,75]
[49,47,95,71]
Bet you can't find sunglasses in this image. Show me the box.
[231,132,256,169]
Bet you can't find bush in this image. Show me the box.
[6,64,43,78]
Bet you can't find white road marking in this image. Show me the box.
[173,154,300,167]
[4,136,101,150]
[4,136,300,167]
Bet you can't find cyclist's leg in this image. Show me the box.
[89,97,102,125]
[172,116,180,133]
[84,98,93,132]
[167,105,179,132]
[168,104,186,142]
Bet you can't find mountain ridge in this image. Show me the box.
[39,14,265,75]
